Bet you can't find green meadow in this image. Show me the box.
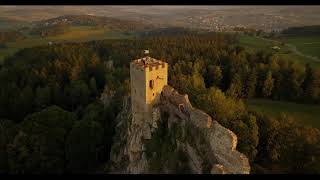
[278,35,320,59]
[246,98,320,129]
[238,34,320,69]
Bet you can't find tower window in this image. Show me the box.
[179,104,185,113]
[149,80,154,89]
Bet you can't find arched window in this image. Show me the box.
[179,104,185,113]
[149,80,154,89]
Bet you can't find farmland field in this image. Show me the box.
[246,98,320,129]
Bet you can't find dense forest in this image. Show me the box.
[282,25,320,36]
[138,27,198,37]
[0,32,320,174]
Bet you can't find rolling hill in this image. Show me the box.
[33,15,154,30]
[29,15,155,37]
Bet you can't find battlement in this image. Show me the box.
[131,57,167,71]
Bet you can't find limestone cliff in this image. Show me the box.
[100,84,116,108]
[108,85,250,174]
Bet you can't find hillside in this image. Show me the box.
[32,15,154,34]
[30,23,71,37]
[1,6,320,32]
[0,30,26,43]
[0,17,28,30]
[0,15,146,62]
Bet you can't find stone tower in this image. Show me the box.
[130,50,168,123]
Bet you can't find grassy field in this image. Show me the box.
[238,34,278,53]
[246,98,320,129]
[0,26,135,63]
[238,34,320,69]
[277,35,320,59]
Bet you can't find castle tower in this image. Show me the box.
[130,50,168,122]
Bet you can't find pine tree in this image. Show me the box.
[19,86,34,119]
[246,68,257,98]
[262,71,274,98]
[89,77,98,97]
[35,86,51,111]
[302,64,320,103]
[227,73,243,99]
[206,65,223,88]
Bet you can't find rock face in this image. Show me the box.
[100,85,115,108]
[105,60,114,71]
[109,85,250,174]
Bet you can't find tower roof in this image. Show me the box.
[132,56,166,69]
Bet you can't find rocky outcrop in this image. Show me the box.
[108,96,131,173]
[211,164,227,174]
[100,85,115,107]
[105,60,114,71]
[203,121,250,174]
[108,95,155,174]
[109,85,250,174]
